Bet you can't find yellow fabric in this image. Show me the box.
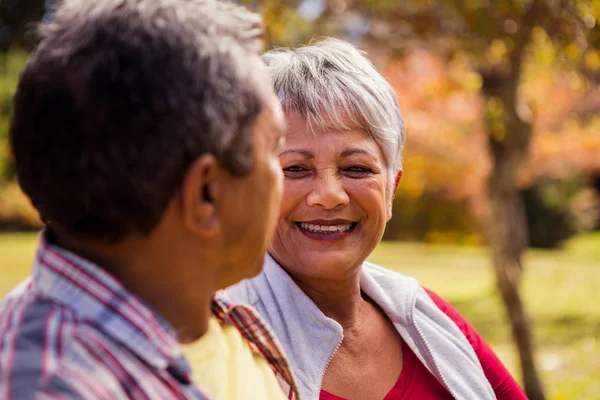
[183,317,287,400]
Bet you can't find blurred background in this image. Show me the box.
[1,0,599,399]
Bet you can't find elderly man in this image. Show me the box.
[0,0,297,399]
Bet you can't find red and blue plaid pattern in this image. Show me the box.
[212,295,300,400]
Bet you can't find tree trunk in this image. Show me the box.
[488,175,546,400]
[481,2,548,397]
[483,69,546,399]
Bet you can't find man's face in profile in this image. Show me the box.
[214,62,286,288]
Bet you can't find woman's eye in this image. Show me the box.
[283,165,307,172]
[282,165,311,178]
[344,166,373,176]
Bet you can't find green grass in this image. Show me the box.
[1,231,599,399]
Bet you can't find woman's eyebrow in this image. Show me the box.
[279,149,314,158]
[340,148,378,159]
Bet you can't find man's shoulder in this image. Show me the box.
[1,278,71,344]
[0,278,59,356]
[0,284,118,399]
[6,360,123,400]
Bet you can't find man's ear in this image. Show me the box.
[387,169,403,222]
[180,154,220,237]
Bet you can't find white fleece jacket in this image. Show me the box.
[225,255,496,400]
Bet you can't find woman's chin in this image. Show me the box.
[285,253,360,278]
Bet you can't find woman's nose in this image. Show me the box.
[306,170,350,210]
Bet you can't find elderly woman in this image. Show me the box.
[226,39,525,400]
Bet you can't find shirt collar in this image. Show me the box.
[212,289,300,400]
[33,230,187,374]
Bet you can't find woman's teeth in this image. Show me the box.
[298,223,353,233]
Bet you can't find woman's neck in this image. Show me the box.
[290,271,368,331]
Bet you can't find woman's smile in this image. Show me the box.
[294,219,359,241]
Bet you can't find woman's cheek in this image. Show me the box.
[280,181,305,215]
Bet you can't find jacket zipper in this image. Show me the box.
[318,323,459,400]
[317,334,344,400]
[412,313,460,400]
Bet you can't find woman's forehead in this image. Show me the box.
[284,107,367,134]
[282,126,383,159]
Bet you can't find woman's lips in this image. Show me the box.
[294,221,358,241]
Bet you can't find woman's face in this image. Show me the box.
[269,111,394,280]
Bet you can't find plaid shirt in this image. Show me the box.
[211,296,299,400]
[0,231,299,399]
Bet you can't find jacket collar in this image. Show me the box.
[227,254,496,400]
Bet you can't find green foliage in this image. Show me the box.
[385,191,482,244]
[522,178,587,248]
[263,0,316,47]
[0,182,42,229]
[0,49,29,183]
[0,49,39,229]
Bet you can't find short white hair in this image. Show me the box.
[263,38,406,188]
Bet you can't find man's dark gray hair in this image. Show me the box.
[10,0,267,239]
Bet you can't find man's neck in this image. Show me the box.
[51,229,217,343]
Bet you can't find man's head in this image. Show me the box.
[11,0,285,292]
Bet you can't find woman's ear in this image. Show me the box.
[387,170,403,222]
[394,170,403,195]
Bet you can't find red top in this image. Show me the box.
[319,288,527,400]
